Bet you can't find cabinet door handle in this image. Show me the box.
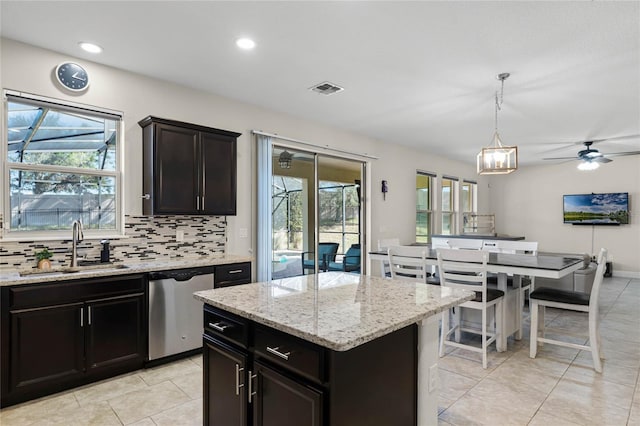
[80,307,84,327]
[228,269,243,274]
[88,306,92,326]
[209,322,230,332]
[201,195,205,210]
[235,364,245,396]
[196,196,200,210]
[266,346,291,361]
[248,371,257,403]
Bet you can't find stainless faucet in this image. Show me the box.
[71,219,84,267]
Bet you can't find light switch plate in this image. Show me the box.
[176,230,184,242]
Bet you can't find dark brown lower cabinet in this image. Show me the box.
[204,336,248,426]
[9,302,85,392]
[203,305,417,426]
[253,361,323,426]
[1,275,146,408]
[86,294,145,372]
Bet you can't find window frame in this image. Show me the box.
[440,175,459,235]
[461,179,478,233]
[2,90,125,240]
[415,171,435,243]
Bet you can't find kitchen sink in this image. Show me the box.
[19,263,129,276]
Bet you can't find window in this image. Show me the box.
[416,171,435,243]
[461,180,478,233]
[4,92,123,237]
[441,176,458,235]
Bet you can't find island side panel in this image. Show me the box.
[329,324,417,426]
[418,314,440,425]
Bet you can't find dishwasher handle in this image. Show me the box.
[149,267,215,282]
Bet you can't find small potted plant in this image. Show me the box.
[35,248,53,270]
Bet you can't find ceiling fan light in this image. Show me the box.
[577,161,599,171]
[278,150,293,169]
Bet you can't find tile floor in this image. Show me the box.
[0,276,638,425]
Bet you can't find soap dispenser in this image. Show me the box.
[100,239,110,263]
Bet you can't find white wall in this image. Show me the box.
[1,38,480,266]
[488,156,640,275]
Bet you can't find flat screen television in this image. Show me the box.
[563,192,630,225]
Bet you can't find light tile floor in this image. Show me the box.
[0,277,638,425]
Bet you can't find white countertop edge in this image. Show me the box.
[0,254,253,286]
[194,286,474,351]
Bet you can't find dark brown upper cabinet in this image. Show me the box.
[139,116,241,215]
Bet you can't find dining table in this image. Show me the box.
[369,246,585,351]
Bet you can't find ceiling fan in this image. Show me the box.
[543,137,640,170]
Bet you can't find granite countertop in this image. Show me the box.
[194,272,474,352]
[0,254,253,287]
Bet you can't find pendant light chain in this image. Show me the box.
[495,75,507,133]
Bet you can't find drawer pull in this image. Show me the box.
[266,346,291,360]
[248,370,257,403]
[209,322,231,332]
[228,269,243,274]
[235,364,244,396]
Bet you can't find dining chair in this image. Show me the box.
[301,242,339,274]
[378,238,401,277]
[529,248,607,373]
[484,240,538,340]
[438,248,504,369]
[387,246,427,282]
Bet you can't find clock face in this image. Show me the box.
[55,62,90,92]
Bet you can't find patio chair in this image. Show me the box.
[301,242,339,273]
[327,244,361,273]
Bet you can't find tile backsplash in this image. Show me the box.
[0,215,226,271]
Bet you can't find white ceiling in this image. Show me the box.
[2,1,639,166]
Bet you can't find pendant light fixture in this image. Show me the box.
[477,73,518,175]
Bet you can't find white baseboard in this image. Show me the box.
[613,270,640,279]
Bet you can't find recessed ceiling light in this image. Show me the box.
[236,38,256,50]
[79,42,103,54]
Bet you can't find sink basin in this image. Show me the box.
[19,263,129,276]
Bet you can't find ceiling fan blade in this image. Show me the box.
[543,156,578,161]
[594,157,612,163]
[536,133,640,146]
[604,151,640,157]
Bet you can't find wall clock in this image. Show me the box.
[55,62,90,92]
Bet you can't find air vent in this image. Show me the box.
[309,81,344,95]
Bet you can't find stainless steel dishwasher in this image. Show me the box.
[148,266,215,361]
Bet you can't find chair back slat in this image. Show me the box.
[388,246,427,282]
[437,248,489,292]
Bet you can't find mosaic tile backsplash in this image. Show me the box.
[0,215,227,270]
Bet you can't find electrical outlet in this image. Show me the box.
[176,230,184,242]
[239,228,248,238]
[429,364,438,392]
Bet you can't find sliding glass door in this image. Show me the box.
[269,146,365,279]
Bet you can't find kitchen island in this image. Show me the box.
[194,272,473,426]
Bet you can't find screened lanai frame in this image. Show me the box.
[2,90,125,238]
[272,175,360,254]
